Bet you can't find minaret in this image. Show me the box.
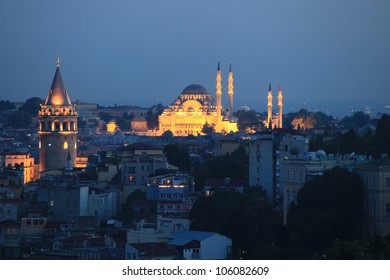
[227,63,234,118]
[216,61,222,121]
[267,82,273,128]
[38,57,78,173]
[277,83,283,128]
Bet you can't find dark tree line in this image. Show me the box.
[189,188,281,259]
[310,114,390,158]
[5,97,43,128]
[192,145,247,191]
[189,167,375,259]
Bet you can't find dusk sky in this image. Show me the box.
[1,0,389,116]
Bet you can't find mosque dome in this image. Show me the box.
[181,84,209,95]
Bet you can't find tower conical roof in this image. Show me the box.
[45,59,72,106]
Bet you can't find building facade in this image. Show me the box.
[2,153,38,184]
[248,132,308,204]
[355,157,390,236]
[168,231,232,260]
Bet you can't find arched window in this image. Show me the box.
[47,121,52,131]
[63,121,69,131]
[54,121,60,131]
[70,121,75,131]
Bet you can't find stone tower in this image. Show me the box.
[38,58,78,173]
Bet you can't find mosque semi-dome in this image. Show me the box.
[181,84,210,95]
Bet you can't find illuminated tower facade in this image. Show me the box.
[277,84,283,128]
[216,61,222,121]
[227,63,234,118]
[38,58,78,172]
[267,83,273,128]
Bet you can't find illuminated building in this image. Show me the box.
[157,63,238,136]
[265,83,283,129]
[130,116,148,132]
[2,152,37,184]
[106,119,117,133]
[38,57,78,172]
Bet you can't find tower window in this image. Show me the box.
[54,122,60,131]
[63,121,69,131]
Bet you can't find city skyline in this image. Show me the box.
[1,0,389,117]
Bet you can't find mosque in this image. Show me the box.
[157,62,238,136]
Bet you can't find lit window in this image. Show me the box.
[63,142,68,149]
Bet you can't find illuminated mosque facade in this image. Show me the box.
[38,58,78,172]
[157,62,238,136]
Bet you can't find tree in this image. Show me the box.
[287,167,365,254]
[164,143,190,171]
[116,117,131,131]
[341,111,370,129]
[312,111,334,127]
[98,112,111,123]
[189,189,281,259]
[234,109,261,131]
[119,189,146,225]
[192,146,247,191]
[19,97,43,115]
[316,236,390,259]
[7,110,32,128]
[147,104,165,130]
[0,100,15,111]
[161,130,174,141]
[375,114,390,157]
[339,129,359,154]
[201,123,215,135]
